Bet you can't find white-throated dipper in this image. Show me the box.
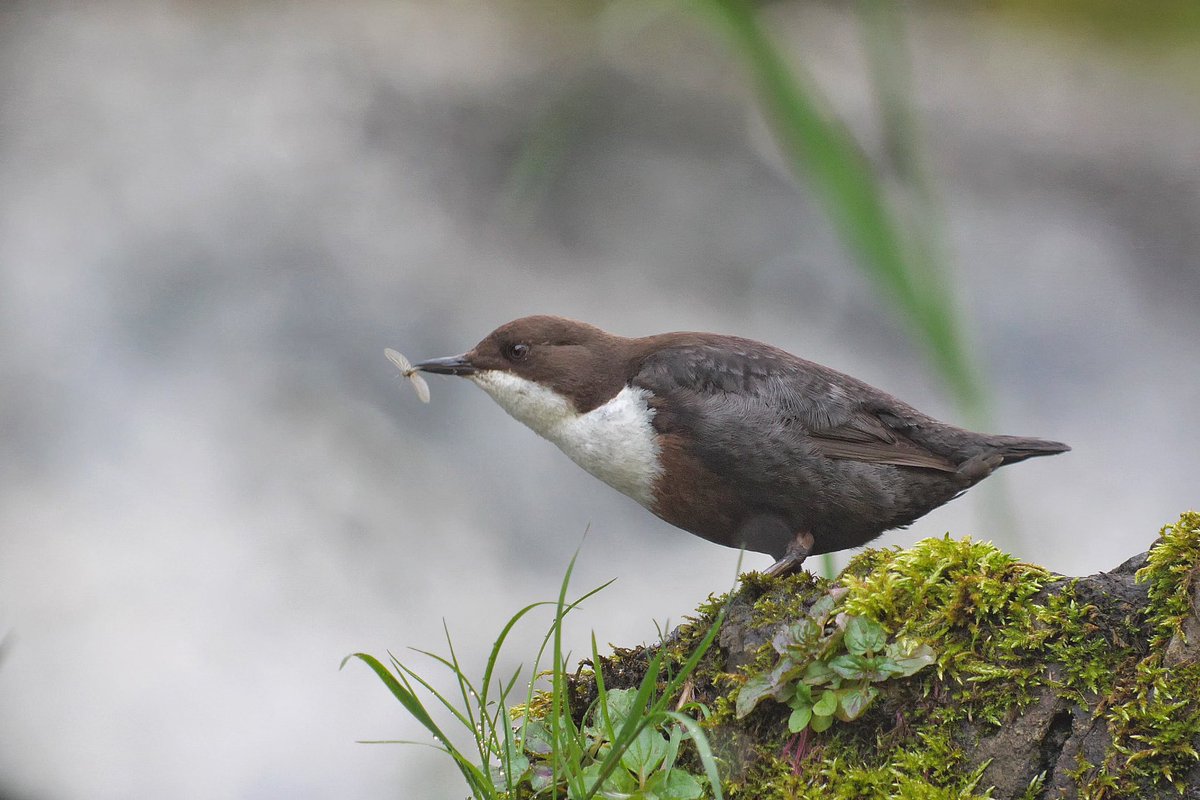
[413,315,1068,575]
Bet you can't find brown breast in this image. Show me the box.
[649,432,747,546]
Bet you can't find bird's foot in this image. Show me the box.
[764,531,815,577]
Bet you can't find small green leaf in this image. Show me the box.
[768,658,804,693]
[577,761,635,799]
[490,752,529,791]
[845,616,887,655]
[529,764,554,792]
[646,768,704,800]
[807,593,838,623]
[835,685,879,721]
[873,657,907,679]
[662,722,683,774]
[736,673,777,718]
[829,654,867,680]
[812,689,837,717]
[602,687,639,731]
[802,659,836,685]
[810,711,834,733]
[664,769,705,800]
[522,718,553,755]
[621,725,668,781]
[773,618,820,653]
[788,704,813,732]
[853,655,896,682]
[886,642,937,677]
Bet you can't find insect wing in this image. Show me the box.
[384,348,412,373]
[385,348,431,403]
[409,372,431,403]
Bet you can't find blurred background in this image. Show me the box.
[1,1,1197,797]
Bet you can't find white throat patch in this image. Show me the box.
[469,370,662,508]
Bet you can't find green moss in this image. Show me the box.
[670,592,733,655]
[1084,510,1200,798]
[1136,510,1200,651]
[724,725,991,799]
[710,536,1055,796]
[721,518,1200,797]
[1039,583,1127,700]
[838,535,1064,726]
[526,513,1200,799]
[740,571,827,630]
[1091,657,1200,797]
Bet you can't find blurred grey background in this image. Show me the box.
[1,1,1197,798]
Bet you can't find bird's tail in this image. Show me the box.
[990,435,1071,466]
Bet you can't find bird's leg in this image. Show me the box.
[764,531,815,577]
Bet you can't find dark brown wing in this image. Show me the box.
[632,335,958,473]
[806,410,957,472]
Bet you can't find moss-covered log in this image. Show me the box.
[570,511,1200,799]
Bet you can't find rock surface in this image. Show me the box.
[579,512,1200,799]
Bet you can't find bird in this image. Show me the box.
[411,315,1068,576]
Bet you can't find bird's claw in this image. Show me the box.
[764,531,815,577]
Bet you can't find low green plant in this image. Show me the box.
[735,588,935,733]
[344,554,725,800]
[518,685,712,800]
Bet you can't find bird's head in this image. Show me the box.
[414,315,630,427]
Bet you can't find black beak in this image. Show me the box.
[412,354,477,376]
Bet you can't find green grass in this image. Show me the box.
[345,553,727,799]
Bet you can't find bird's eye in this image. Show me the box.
[506,343,531,361]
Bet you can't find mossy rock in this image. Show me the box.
[565,511,1200,799]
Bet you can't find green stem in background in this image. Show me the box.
[857,0,949,335]
[695,0,986,423]
[855,0,1018,539]
[695,0,1024,557]
[502,89,588,226]
[820,552,835,580]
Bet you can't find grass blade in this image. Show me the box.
[342,653,491,794]
[659,710,725,800]
[697,0,984,417]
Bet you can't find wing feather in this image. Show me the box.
[633,339,957,473]
[807,411,957,472]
